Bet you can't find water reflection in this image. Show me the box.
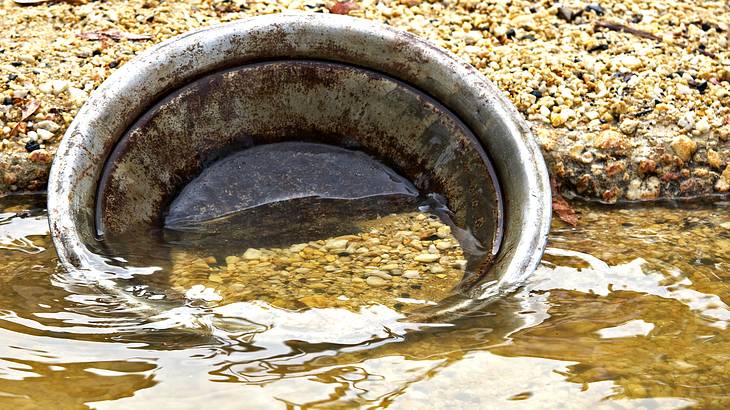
[0,195,726,408]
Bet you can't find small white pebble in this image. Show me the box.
[34,120,60,132]
[430,265,446,274]
[12,89,28,99]
[677,84,692,96]
[36,128,54,141]
[51,80,70,95]
[403,271,420,279]
[435,241,453,250]
[67,87,88,105]
[38,82,53,94]
[694,117,710,134]
[414,254,440,263]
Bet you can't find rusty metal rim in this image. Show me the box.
[48,14,552,319]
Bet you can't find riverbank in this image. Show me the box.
[0,0,728,202]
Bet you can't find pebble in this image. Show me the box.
[366,276,389,287]
[51,80,69,95]
[694,118,710,134]
[435,241,453,250]
[677,84,692,95]
[67,87,88,105]
[38,82,53,94]
[414,254,440,263]
[671,136,697,162]
[585,4,605,15]
[556,7,576,23]
[242,248,263,260]
[403,271,420,279]
[430,265,446,274]
[289,243,307,252]
[324,238,348,250]
[365,270,392,280]
[36,128,53,141]
[34,120,60,132]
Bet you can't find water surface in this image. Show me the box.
[0,194,727,409]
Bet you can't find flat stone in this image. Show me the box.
[671,136,697,162]
[414,254,440,263]
[34,120,60,132]
[430,265,445,274]
[242,248,263,260]
[435,241,453,250]
[403,271,420,279]
[366,276,388,287]
[324,238,349,250]
[365,270,392,280]
[36,128,53,141]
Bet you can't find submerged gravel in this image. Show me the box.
[169,211,466,311]
[0,0,728,201]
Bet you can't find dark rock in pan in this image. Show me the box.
[164,195,420,251]
[163,142,422,248]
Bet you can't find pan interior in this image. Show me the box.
[94,60,504,295]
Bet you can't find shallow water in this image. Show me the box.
[0,194,728,409]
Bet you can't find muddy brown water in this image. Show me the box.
[0,194,728,408]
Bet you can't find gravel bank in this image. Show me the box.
[0,0,728,202]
